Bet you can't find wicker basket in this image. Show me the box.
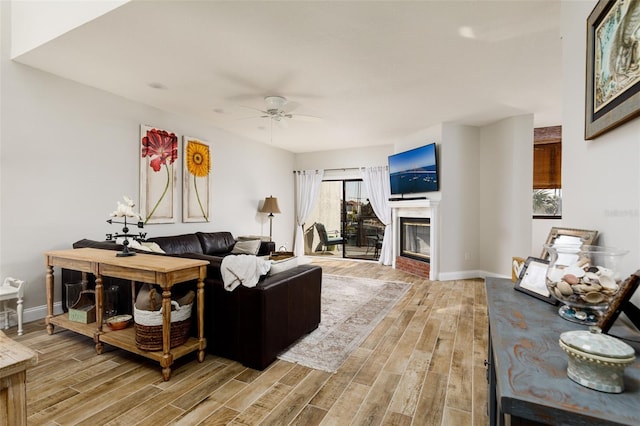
[134,301,192,351]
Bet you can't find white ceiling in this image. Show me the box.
[14,0,562,153]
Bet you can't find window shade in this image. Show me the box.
[533,142,561,189]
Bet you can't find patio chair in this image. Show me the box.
[315,223,345,253]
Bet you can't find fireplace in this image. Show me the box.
[400,217,430,262]
[390,199,439,280]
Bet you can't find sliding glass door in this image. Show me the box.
[305,179,384,260]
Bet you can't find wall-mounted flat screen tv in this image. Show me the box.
[388,143,439,195]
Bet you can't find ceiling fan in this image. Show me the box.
[245,96,321,126]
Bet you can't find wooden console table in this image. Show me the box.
[486,277,640,425]
[44,248,208,381]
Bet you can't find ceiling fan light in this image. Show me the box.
[264,95,287,110]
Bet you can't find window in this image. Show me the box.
[533,126,562,218]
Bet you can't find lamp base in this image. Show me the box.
[268,214,274,242]
[116,238,136,257]
[116,251,136,257]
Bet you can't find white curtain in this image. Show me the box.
[361,166,393,265]
[293,170,325,257]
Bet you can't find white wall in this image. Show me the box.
[394,125,442,151]
[1,1,295,318]
[439,123,481,277]
[294,145,393,172]
[479,115,533,277]
[562,1,640,306]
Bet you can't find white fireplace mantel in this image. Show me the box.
[390,199,440,280]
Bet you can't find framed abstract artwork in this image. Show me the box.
[585,0,640,139]
[139,125,178,224]
[182,136,211,223]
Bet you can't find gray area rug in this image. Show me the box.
[278,274,411,373]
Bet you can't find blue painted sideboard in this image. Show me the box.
[486,277,640,426]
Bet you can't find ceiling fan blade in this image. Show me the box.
[239,105,269,114]
[233,116,263,121]
[281,100,301,113]
[290,113,322,122]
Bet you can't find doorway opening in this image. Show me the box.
[304,179,384,260]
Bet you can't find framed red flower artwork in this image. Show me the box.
[139,124,178,224]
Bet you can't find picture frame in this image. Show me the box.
[514,257,557,305]
[512,256,526,283]
[598,270,640,333]
[139,125,178,224]
[182,136,211,223]
[585,0,640,140]
[540,227,598,260]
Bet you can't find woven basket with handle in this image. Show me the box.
[134,300,192,351]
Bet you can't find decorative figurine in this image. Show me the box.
[106,196,146,257]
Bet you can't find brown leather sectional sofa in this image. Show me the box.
[63,232,322,370]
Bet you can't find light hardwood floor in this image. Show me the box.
[12,258,489,425]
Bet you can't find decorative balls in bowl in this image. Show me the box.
[544,244,628,325]
[106,314,133,330]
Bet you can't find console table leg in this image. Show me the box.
[45,264,54,335]
[160,353,173,381]
[161,289,173,381]
[162,366,172,381]
[95,275,104,334]
[197,271,206,363]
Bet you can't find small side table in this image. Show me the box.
[270,251,295,261]
[0,331,37,425]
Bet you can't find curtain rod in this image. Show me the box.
[323,167,360,172]
[293,166,387,173]
[292,167,359,173]
[323,166,387,171]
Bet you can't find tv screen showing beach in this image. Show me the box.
[389,143,438,194]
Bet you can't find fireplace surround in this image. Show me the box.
[390,199,439,280]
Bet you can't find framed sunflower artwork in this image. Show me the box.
[183,136,211,222]
[140,125,178,224]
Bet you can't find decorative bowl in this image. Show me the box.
[106,314,132,330]
[559,327,635,393]
[544,244,628,325]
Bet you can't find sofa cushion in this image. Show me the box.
[72,239,122,251]
[140,241,166,253]
[231,240,261,255]
[196,231,236,255]
[146,233,203,255]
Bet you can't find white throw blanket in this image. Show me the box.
[221,255,271,291]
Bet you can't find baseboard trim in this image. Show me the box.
[437,270,483,281]
[436,270,510,281]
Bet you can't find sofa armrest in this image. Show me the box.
[204,264,322,370]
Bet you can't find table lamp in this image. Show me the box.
[260,196,281,241]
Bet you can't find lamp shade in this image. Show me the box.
[261,196,281,214]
